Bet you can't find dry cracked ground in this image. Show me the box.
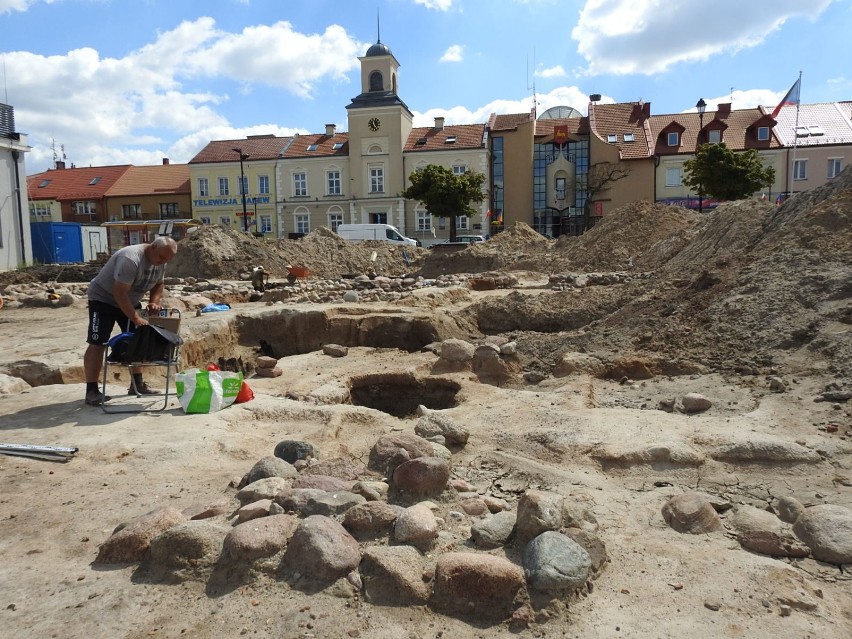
[0,169,850,639]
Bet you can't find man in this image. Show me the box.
[83,237,178,406]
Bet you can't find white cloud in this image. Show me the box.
[439,45,464,63]
[412,85,601,126]
[414,0,454,10]
[572,0,834,75]
[536,65,567,79]
[4,17,366,171]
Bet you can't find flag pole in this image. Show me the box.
[787,70,803,201]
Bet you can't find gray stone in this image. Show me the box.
[470,511,516,549]
[291,474,353,492]
[280,515,361,582]
[774,496,806,524]
[145,520,229,577]
[523,531,591,592]
[792,504,852,565]
[273,440,317,464]
[439,338,476,362]
[360,546,430,605]
[681,392,711,413]
[515,490,564,542]
[322,344,348,357]
[342,501,400,540]
[661,492,722,534]
[222,514,299,563]
[730,505,809,558]
[236,499,272,523]
[394,503,439,547]
[301,491,366,517]
[369,432,433,475]
[711,438,821,464]
[414,413,470,446]
[236,476,291,505]
[243,455,298,486]
[95,507,187,564]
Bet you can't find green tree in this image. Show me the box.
[683,143,775,202]
[402,164,486,241]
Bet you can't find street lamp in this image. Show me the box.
[232,147,250,232]
[695,98,706,214]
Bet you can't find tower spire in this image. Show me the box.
[376,9,381,43]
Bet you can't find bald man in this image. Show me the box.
[83,236,178,406]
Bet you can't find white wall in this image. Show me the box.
[0,135,33,272]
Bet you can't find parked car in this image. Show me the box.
[336,223,418,247]
[430,234,486,248]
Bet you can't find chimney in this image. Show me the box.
[325,123,336,136]
[55,160,66,170]
[716,103,731,118]
[162,158,170,165]
[434,116,445,130]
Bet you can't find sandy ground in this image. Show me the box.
[1,299,850,639]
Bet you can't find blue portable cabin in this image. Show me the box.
[30,221,84,264]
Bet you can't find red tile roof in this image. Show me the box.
[26,165,131,201]
[589,102,653,159]
[647,106,782,153]
[404,123,485,152]
[189,136,294,163]
[105,164,190,197]
[534,117,589,138]
[283,132,350,158]
[488,112,534,132]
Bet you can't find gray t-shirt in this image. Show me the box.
[87,244,166,307]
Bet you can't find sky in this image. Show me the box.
[1,0,849,175]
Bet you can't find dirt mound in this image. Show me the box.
[168,225,428,281]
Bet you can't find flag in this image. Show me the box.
[771,78,800,118]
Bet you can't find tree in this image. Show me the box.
[402,164,485,241]
[583,161,630,231]
[683,143,775,202]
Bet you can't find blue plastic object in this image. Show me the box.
[200,303,231,313]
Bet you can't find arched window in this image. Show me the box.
[369,71,383,92]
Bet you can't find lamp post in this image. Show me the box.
[232,147,250,231]
[696,98,706,214]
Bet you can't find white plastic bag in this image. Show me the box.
[175,368,243,414]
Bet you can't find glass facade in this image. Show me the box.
[533,138,588,237]
[490,136,504,233]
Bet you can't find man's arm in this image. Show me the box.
[147,280,165,313]
[113,281,148,327]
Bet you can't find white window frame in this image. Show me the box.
[73,201,96,216]
[220,216,232,227]
[416,210,431,231]
[198,177,209,197]
[452,164,467,176]
[369,166,384,193]
[259,215,272,233]
[30,202,51,217]
[606,134,617,143]
[793,159,807,181]
[328,212,343,232]
[293,172,307,197]
[757,127,770,141]
[665,167,682,187]
[159,203,179,218]
[708,129,721,143]
[623,133,635,142]
[199,216,211,225]
[327,170,341,195]
[827,158,842,179]
[456,215,469,230]
[667,132,679,146]
[258,175,270,195]
[218,177,229,196]
[295,214,310,234]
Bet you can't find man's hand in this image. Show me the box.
[132,312,150,327]
[146,302,163,314]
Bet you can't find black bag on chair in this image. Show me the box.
[124,325,183,363]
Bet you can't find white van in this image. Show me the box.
[336,223,418,246]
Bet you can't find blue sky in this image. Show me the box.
[1,0,849,174]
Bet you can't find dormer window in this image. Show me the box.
[708,129,721,143]
[623,133,635,142]
[607,134,617,143]
[667,131,679,146]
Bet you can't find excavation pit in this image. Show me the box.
[349,373,461,418]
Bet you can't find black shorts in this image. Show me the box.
[86,301,138,345]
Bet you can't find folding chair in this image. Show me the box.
[101,309,183,413]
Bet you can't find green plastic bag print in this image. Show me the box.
[175,368,243,414]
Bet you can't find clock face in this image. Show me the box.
[368,117,381,132]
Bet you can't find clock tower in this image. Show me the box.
[346,36,413,226]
